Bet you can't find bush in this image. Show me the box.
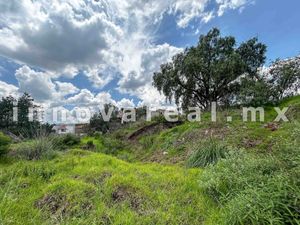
[61,134,80,146]
[200,151,300,224]
[0,132,11,156]
[186,139,229,168]
[52,134,81,150]
[13,137,58,160]
[86,140,95,149]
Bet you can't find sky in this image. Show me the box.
[0,0,299,122]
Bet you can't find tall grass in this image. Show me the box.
[200,149,300,225]
[13,136,58,160]
[186,139,229,168]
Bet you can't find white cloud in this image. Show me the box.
[0,0,255,109]
[15,65,80,103]
[15,65,56,101]
[117,43,182,93]
[55,81,79,96]
[0,81,19,97]
[117,98,135,108]
[216,0,254,16]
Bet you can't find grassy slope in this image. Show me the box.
[0,150,216,225]
[85,96,300,165]
[0,96,299,225]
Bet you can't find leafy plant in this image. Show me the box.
[186,139,229,168]
[52,134,81,150]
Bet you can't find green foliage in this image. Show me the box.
[237,58,300,106]
[89,103,121,134]
[0,151,206,225]
[61,134,80,146]
[153,28,266,109]
[102,137,124,155]
[53,134,81,150]
[12,137,58,160]
[0,132,11,156]
[0,93,50,138]
[201,150,300,225]
[269,57,300,101]
[86,140,95,149]
[237,77,273,106]
[186,139,229,168]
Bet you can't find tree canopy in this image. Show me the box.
[0,93,53,138]
[153,28,267,109]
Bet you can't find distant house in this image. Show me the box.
[151,109,167,118]
[75,124,90,136]
[53,124,75,135]
[53,123,89,136]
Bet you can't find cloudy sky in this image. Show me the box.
[0,0,300,122]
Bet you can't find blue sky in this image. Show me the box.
[0,0,299,115]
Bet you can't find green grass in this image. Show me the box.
[0,150,214,225]
[1,96,299,224]
[186,139,229,168]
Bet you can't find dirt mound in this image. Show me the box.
[111,186,144,213]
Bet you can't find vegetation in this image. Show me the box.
[0,96,299,224]
[0,93,54,138]
[11,136,58,160]
[186,139,229,168]
[0,150,208,225]
[153,28,267,109]
[0,29,299,224]
[0,132,11,156]
[153,28,299,108]
[201,146,299,224]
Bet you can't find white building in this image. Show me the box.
[53,124,75,135]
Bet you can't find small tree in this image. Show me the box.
[153,28,266,109]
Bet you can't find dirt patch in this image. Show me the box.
[242,138,262,148]
[36,192,93,219]
[36,194,70,217]
[111,186,144,213]
[128,121,183,141]
[264,123,279,131]
[87,171,112,186]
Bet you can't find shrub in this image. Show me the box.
[102,137,124,155]
[52,134,81,150]
[13,137,58,160]
[0,132,11,156]
[86,140,95,149]
[186,139,229,168]
[200,151,300,225]
[61,134,80,146]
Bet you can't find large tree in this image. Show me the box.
[153,28,267,109]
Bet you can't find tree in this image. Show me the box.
[17,93,34,128]
[268,57,300,101]
[153,28,267,109]
[90,104,120,134]
[0,93,50,138]
[0,96,15,130]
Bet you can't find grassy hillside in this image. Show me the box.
[0,96,299,224]
[0,150,216,225]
